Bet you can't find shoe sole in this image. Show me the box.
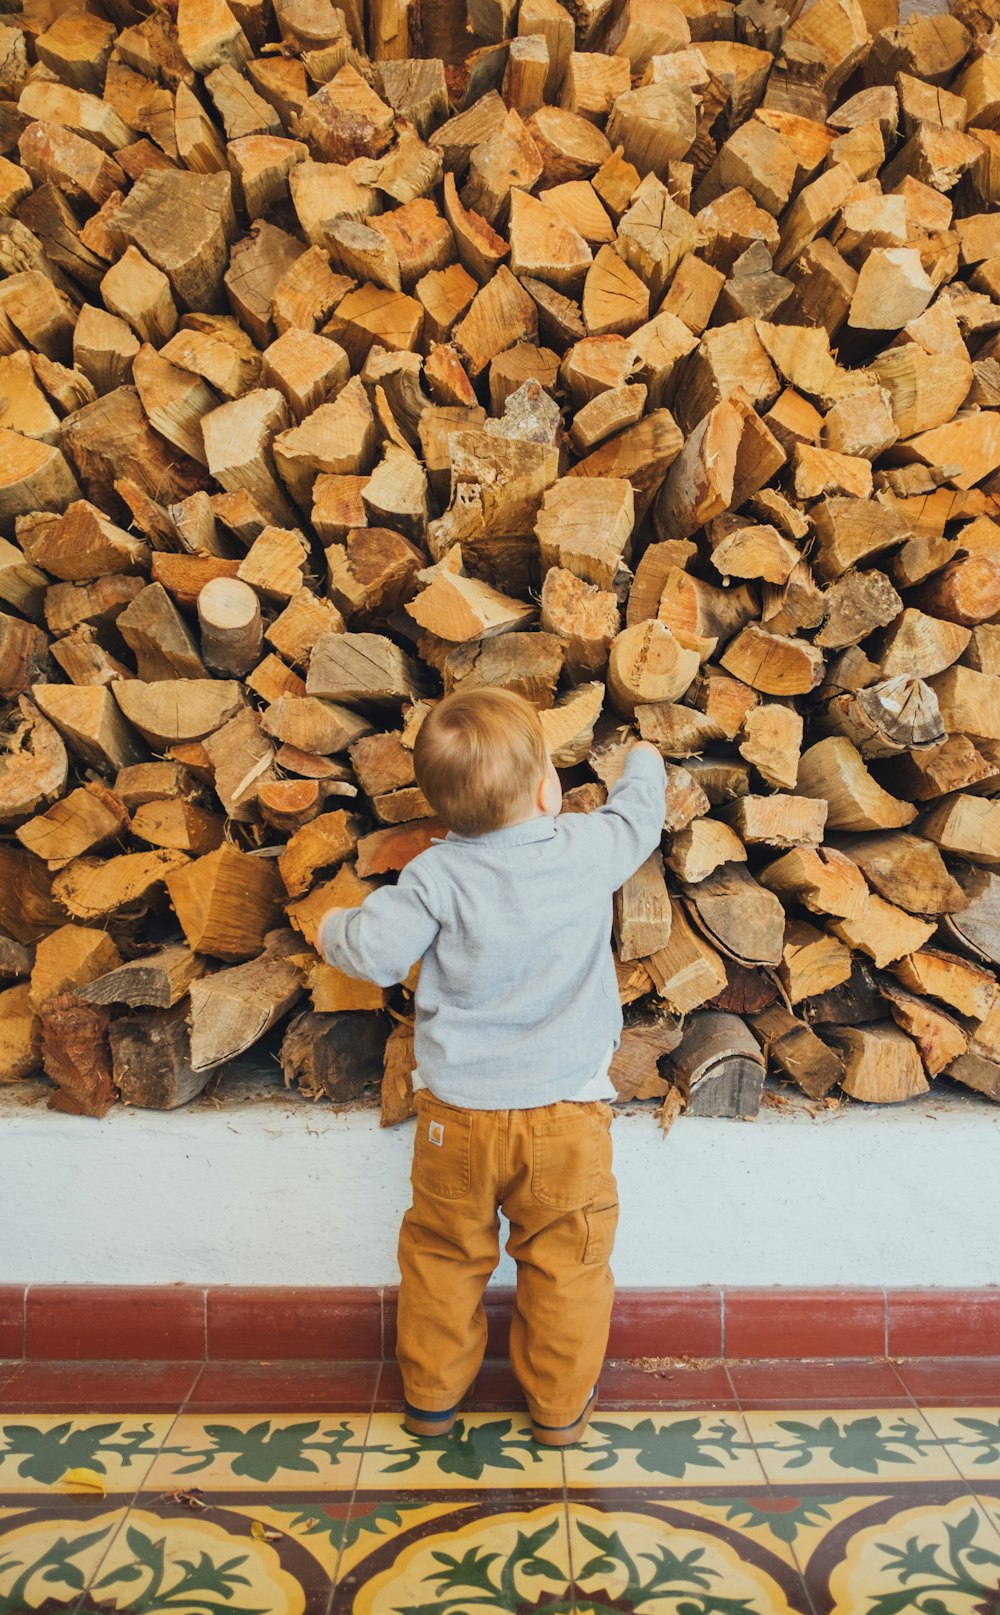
[404,1411,458,1437]
[531,1392,598,1447]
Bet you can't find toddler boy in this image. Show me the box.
[319,687,667,1445]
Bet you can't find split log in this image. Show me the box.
[613,850,671,960]
[39,991,116,1117]
[189,930,304,1069]
[281,1008,388,1101]
[668,1009,765,1119]
[822,1022,929,1103]
[749,1004,845,1098]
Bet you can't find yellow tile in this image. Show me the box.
[742,1407,955,1485]
[357,1412,564,1490]
[565,1503,803,1613]
[336,1502,466,1578]
[349,1501,573,1615]
[142,1413,369,1493]
[828,1495,1000,1615]
[562,1410,768,1489]
[918,1407,1000,1481]
[0,1413,173,1494]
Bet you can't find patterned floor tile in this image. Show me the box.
[918,1405,1000,1481]
[562,1408,769,1489]
[356,1412,564,1490]
[143,1412,371,1493]
[0,1412,176,1496]
[334,1494,573,1615]
[742,1405,959,1485]
[801,1487,1000,1614]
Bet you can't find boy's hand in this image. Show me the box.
[629,740,662,760]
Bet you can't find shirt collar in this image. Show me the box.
[439,815,558,849]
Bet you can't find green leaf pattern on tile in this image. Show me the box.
[0,1524,113,1612]
[169,1420,369,1482]
[771,1416,935,1475]
[269,1500,425,1552]
[0,1421,160,1484]
[947,1417,1000,1466]
[864,1506,1000,1615]
[90,1522,268,1615]
[393,1514,778,1615]
[698,1495,842,1544]
[583,1417,755,1478]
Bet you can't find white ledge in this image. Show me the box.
[2,1075,997,1288]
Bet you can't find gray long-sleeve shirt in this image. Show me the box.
[318,745,668,1109]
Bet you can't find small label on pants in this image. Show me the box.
[428,1120,444,1146]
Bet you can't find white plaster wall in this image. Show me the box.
[2,1079,998,1287]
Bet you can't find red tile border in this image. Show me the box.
[0,1288,24,1358]
[0,1359,203,1409]
[26,1286,206,1361]
[893,1355,1000,1404]
[888,1288,1000,1358]
[724,1287,886,1360]
[1,1286,998,1362]
[206,1287,382,1361]
[608,1289,724,1359]
[727,1356,910,1406]
[187,1359,380,1410]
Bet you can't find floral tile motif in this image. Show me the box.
[0,1414,174,1494]
[356,1413,564,1490]
[919,1407,1000,1481]
[563,1410,768,1489]
[340,1500,574,1615]
[143,1413,371,1493]
[821,1492,1000,1614]
[742,1406,959,1485]
[0,1502,320,1613]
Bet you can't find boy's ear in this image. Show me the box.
[538,763,562,816]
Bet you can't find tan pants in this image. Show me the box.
[396,1089,619,1428]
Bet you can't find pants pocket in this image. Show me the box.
[531,1113,601,1210]
[583,1179,619,1265]
[412,1094,473,1198]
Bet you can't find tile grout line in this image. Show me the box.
[21,1284,28,1361]
[726,1372,823,1615]
[883,1285,889,1359]
[719,1286,725,1359]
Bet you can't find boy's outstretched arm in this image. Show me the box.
[317,861,440,987]
[579,740,666,888]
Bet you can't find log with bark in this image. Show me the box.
[1,0,999,1127]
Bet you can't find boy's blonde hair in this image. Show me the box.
[413,688,549,837]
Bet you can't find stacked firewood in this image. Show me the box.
[3,0,1000,1124]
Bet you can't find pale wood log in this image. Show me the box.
[32,683,145,773]
[16,783,128,871]
[921,794,1000,866]
[79,945,205,1012]
[540,567,620,679]
[878,609,970,680]
[683,861,785,966]
[614,850,672,961]
[891,946,999,1021]
[52,849,187,923]
[738,702,802,789]
[724,793,827,849]
[325,529,422,629]
[581,244,650,339]
[877,978,968,1077]
[535,477,634,597]
[111,679,244,749]
[748,1003,846,1097]
[196,577,264,676]
[189,930,304,1070]
[444,633,564,707]
[945,1047,1000,1103]
[830,894,936,970]
[626,539,696,627]
[277,810,363,897]
[307,631,425,705]
[261,693,371,754]
[0,696,66,829]
[779,920,853,1004]
[823,1022,928,1102]
[645,896,728,1014]
[636,701,727,756]
[539,680,604,765]
[708,521,800,586]
[797,736,916,831]
[606,620,699,716]
[665,817,746,882]
[29,925,122,1014]
[720,624,824,695]
[838,831,965,917]
[657,393,785,542]
[0,983,41,1083]
[931,666,1000,743]
[0,430,81,538]
[687,670,758,742]
[130,800,226,856]
[822,677,944,760]
[166,843,283,961]
[943,866,1000,967]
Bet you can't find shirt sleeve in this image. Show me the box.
[575,746,667,890]
[316,858,441,987]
